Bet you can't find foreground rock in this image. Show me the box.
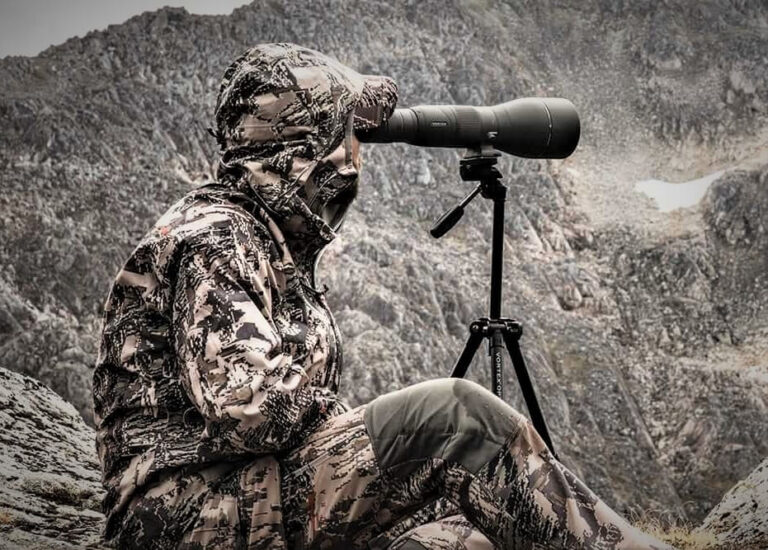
[0,368,105,549]
[694,458,768,549]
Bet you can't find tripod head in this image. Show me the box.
[429,145,505,239]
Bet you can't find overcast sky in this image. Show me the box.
[0,0,251,58]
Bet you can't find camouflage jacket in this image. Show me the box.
[92,43,398,542]
[93,180,353,535]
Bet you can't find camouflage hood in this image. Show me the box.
[211,42,398,262]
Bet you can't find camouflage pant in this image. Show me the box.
[114,379,674,549]
[279,379,672,550]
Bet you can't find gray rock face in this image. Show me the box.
[0,0,766,530]
[695,458,768,549]
[0,367,105,549]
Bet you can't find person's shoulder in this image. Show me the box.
[153,183,273,248]
[119,184,275,284]
[104,185,276,309]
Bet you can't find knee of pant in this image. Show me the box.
[363,378,526,477]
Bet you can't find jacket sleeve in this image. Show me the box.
[170,213,342,454]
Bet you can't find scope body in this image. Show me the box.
[356,97,580,159]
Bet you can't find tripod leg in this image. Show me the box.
[489,330,504,399]
[502,332,559,460]
[450,330,485,379]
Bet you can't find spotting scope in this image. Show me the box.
[356,97,580,158]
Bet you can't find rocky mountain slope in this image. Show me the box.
[0,0,766,531]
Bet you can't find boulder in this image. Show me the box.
[694,458,768,549]
[0,367,105,549]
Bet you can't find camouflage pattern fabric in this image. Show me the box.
[390,515,495,550]
[93,42,397,545]
[92,42,675,549]
[210,42,398,243]
[277,381,674,550]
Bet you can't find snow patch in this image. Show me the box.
[634,170,724,212]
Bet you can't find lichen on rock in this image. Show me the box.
[0,367,105,549]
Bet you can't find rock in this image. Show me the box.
[0,367,106,549]
[694,458,768,549]
[0,277,36,335]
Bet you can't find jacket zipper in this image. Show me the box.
[319,291,343,389]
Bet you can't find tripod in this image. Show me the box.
[430,144,559,460]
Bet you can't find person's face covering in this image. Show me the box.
[316,133,362,231]
[300,122,363,233]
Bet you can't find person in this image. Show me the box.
[92,42,675,550]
